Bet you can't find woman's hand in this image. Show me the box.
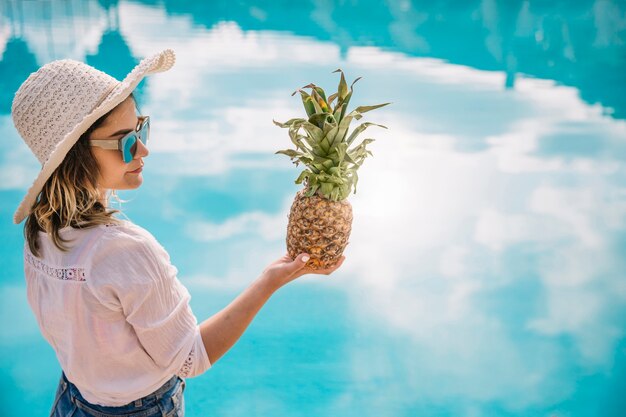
[262,252,346,288]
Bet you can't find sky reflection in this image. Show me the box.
[0,1,625,416]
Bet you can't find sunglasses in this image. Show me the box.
[89,116,150,163]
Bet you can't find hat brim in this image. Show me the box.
[13,49,176,224]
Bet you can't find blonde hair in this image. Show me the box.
[24,94,137,257]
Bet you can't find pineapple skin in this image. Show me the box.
[287,188,353,270]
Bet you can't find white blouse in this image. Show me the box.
[23,219,211,406]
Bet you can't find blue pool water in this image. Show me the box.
[1,1,626,416]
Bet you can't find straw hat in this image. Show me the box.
[11,49,176,224]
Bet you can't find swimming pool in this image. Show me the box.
[1,1,625,416]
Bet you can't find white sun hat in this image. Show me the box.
[11,49,176,224]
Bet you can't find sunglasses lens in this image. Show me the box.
[140,120,149,145]
[120,119,149,162]
[123,136,137,163]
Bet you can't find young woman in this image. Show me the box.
[11,49,345,416]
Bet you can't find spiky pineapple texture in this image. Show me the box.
[274,69,390,201]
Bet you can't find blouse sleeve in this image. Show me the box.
[88,225,211,378]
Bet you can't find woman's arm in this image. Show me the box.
[199,252,345,365]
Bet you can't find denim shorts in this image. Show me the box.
[49,371,185,417]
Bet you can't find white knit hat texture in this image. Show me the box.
[11,49,176,224]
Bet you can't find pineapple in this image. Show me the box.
[274,69,390,270]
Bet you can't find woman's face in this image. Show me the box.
[89,96,149,193]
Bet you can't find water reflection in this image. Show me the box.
[86,1,138,84]
[0,2,38,115]
[1,1,624,117]
[0,1,625,416]
[136,0,626,118]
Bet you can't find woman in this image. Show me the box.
[11,49,345,416]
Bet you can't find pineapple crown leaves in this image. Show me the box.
[273,69,391,202]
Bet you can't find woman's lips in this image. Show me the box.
[129,166,143,173]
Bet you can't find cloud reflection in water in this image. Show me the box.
[148,35,626,413]
[1,0,625,415]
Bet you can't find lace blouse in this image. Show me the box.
[24,219,211,406]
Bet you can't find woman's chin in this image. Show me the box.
[119,176,143,189]
[128,178,143,189]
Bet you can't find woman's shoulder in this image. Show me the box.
[101,218,150,237]
[98,219,163,249]
[36,218,140,236]
[36,218,162,253]
[90,219,171,272]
